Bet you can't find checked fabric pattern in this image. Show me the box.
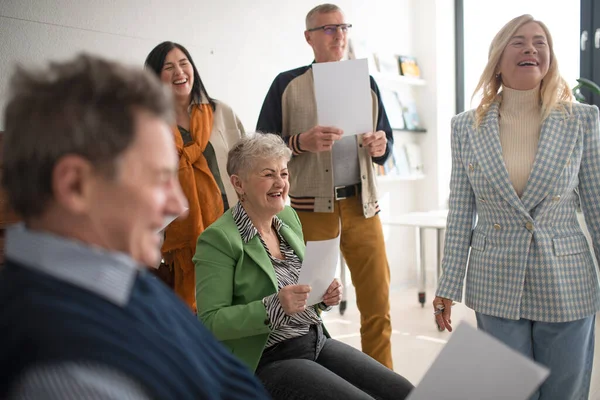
[437,102,600,322]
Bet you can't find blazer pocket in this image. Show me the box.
[553,234,589,256]
[470,231,486,252]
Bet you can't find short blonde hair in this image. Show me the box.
[305,3,342,30]
[472,14,573,127]
[226,133,292,178]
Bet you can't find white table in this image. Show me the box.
[382,210,448,307]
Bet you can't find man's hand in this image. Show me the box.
[299,126,343,153]
[278,285,311,315]
[362,131,387,157]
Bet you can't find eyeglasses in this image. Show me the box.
[307,23,352,35]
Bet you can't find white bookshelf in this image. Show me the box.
[371,72,426,91]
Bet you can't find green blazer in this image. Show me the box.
[194,205,327,372]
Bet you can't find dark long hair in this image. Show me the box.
[144,41,216,111]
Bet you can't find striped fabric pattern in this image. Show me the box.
[437,102,600,322]
[4,224,138,308]
[10,362,151,400]
[286,134,305,156]
[289,196,380,213]
[232,204,321,347]
[289,195,315,211]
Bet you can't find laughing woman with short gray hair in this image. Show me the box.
[194,133,414,400]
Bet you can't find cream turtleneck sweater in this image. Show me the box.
[498,86,542,198]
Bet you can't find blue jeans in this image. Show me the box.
[255,324,414,400]
[476,312,595,400]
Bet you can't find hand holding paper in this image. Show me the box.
[362,130,387,157]
[278,284,311,315]
[298,125,344,153]
[321,278,343,307]
[297,235,340,306]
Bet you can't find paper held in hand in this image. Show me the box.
[297,235,341,306]
[312,58,373,136]
[406,322,550,400]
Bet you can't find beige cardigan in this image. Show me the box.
[205,99,245,209]
[278,68,380,217]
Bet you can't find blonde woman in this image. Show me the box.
[434,15,600,400]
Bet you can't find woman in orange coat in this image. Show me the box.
[145,42,244,312]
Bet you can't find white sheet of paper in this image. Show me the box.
[312,59,373,136]
[157,207,188,233]
[297,235,340,306]
[406,322,550,400]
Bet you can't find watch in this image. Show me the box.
[262,297,271,326]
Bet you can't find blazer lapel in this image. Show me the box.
[241,221,306,290]
[279,224,305,262]
[520,109,580,212]
[469,103,528,215]
[244,237,278,289]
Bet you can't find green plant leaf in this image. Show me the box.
[576,78,600,95]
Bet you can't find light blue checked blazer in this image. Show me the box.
[436,101,600,322]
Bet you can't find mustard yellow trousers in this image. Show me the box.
[296,196,393,369]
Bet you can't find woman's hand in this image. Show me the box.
[278,285,311,315]
[322,278,343,307]
[433,296,454,332]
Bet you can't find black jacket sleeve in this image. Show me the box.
[369,76,394,165]
[256,75,284,136]
[256,69,308,155]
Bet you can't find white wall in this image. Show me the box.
[408,0,457,284]
[412,0,456,212]
[352,0,431,289]
[0,0,355,131]
[349,0,458,289]
[0,0,430,288]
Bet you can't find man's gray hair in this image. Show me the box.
[305,3,343,29]
[2,53,174,219]
[226,133,292,178]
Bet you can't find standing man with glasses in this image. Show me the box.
[256,3,395,369]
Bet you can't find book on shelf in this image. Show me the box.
[347,38,379,74]
[396,91,424,131]
[403,142,424,174]
[397,55,421,78]
[374,53,401,75]
[374,143,412,178]
[379,89,405,130]
[395,147,411,175]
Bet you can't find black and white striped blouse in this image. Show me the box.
[232,203,322,348]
